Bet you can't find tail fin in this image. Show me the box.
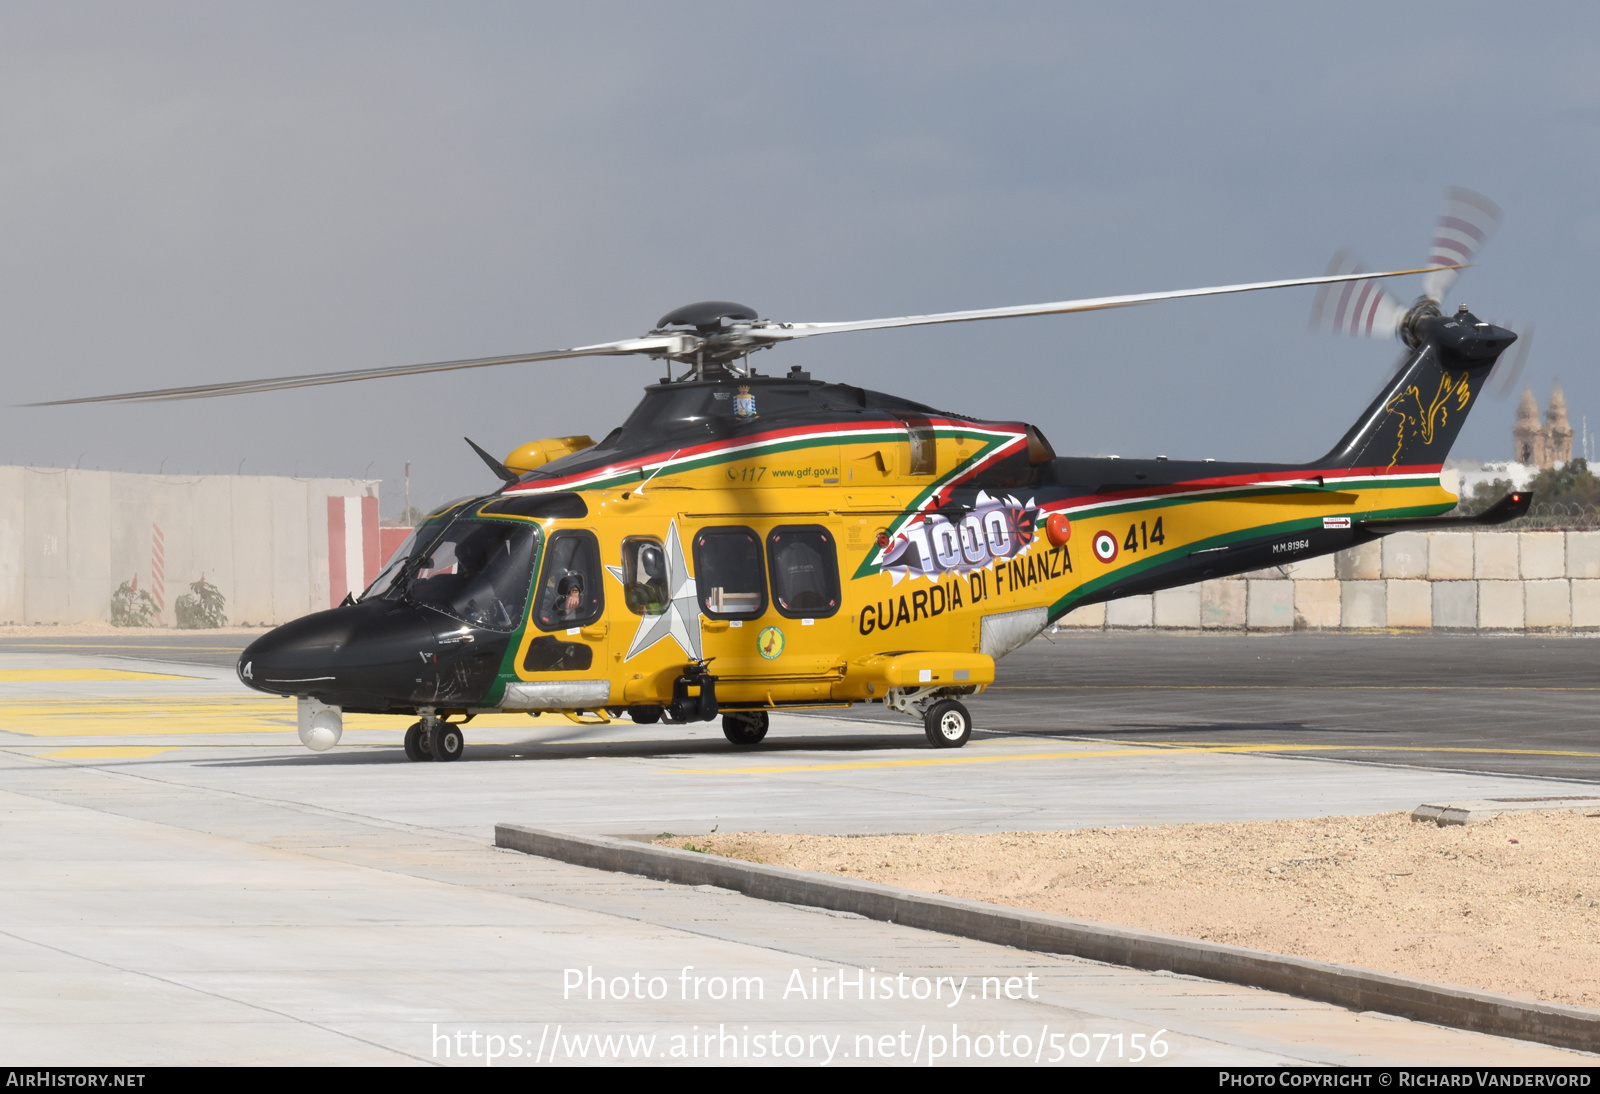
[1316,309,1516,471]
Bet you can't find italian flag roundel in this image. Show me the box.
[1092,530,1119,564]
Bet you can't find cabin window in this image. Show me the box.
[767,526,841,618]
[534,530,604,630]
[893,412,937,475]
[620,536,670,616]
[693,526,767,619]
[522,635,594,673]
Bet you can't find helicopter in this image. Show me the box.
[39,191,1529,762]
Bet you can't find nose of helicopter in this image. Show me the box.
[238,599,510,710]
[238,609,361,697]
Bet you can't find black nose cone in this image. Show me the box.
[239,610,359,696]
[238,600,513,710]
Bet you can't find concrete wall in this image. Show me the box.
[0,468,378,625]
[1061,531,1600,633]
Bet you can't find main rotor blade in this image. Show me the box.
[757,265,1458,343]
[25,336,691,406]
[30,263,1461,407]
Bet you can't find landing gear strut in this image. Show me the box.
[884,686,976,748]
[403,721,431,761]
[405,711,465,762]
[923,699,972,749]
[721,710,769,746]
[429,719,465,762]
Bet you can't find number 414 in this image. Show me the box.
[1123,517,1165,553]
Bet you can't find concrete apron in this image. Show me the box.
[497,825,1600,1055]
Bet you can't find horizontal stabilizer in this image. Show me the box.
[1358,491,1530,535]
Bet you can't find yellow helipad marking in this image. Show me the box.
[671,746,1166,774]
[1135,741,1600,759]
[0,695,565,738]
[36,746,177,760]
[670,741,1600,775]
[0,668,198,682]
[0,697,297,736]
[1,643,245,650]
[995,684,1600,692]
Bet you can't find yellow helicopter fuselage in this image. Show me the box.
[488,411,1456,716]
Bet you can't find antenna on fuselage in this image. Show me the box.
[464,437,518,484]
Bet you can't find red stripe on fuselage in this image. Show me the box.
[1038,463,1443,512]
[503,418,1027,493]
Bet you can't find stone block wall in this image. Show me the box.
[1060,531,1600,632]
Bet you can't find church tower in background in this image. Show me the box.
[1513,385,1574,469]
[1546,384,1573,465]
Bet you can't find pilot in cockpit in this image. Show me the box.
[555,572,586,620]
[625,542,669,615]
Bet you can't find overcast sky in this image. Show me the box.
[2,2,1596,516]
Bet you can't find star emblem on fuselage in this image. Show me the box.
[604,519,702,662]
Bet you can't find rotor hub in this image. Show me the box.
[651,301,784,380]
[1399,297,1443,349]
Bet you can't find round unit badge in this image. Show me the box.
[1092,530,1119,564]
[757,626,785,659]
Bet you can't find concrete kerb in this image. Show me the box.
[1412,797,1600,826]
[494,824,1600,1055]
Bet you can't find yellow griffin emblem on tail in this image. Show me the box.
[1383,370,1470,467]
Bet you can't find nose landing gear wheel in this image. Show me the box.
[923,700,971,748]
[721,710,769,746]
[429,721,465,762]
[403,721,432,762]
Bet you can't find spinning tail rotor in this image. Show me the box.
[1309,249,1409,340]
[1310,187,1526,395]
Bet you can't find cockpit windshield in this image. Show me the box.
[364,517,539,631]
[361,527,423,602]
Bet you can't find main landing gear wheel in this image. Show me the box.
[924,700,972,749]
[628,705,663,725]
[722,711,769,746]
[428,721,465,762]
[403,721,431,762]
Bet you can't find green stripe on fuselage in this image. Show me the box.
[1046,496,1453,621]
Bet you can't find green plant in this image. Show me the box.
[1458,460,1600,528]
[174,575,227,629]
[110,577,159,627]
[1462,476,1516,515]
[1527,458,1600,508]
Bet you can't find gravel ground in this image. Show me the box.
[656,810,1600,1008]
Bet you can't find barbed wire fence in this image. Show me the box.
[1451,499,1600,531]
[1501,501,1600,531]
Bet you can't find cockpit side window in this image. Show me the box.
[620,536,669,616]
[534,530,604,630]
[767,525,840,618]
[693,526,767,620]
